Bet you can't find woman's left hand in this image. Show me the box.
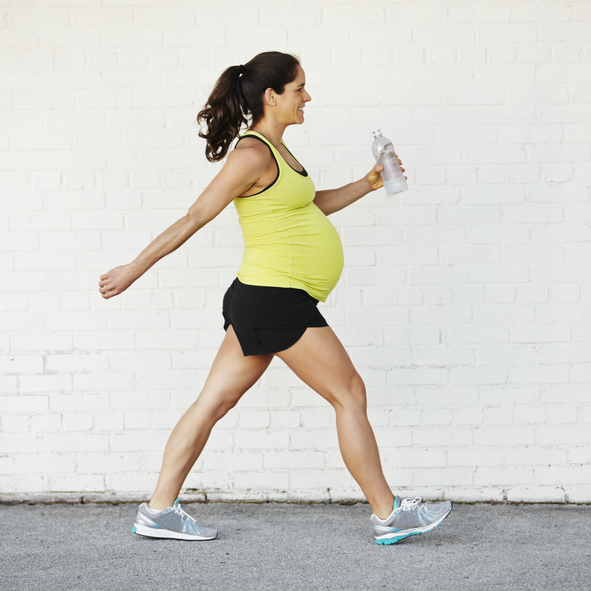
[364,160,406,192]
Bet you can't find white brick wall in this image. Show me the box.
[1,0,590,504]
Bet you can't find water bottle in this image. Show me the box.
[371,129,408,196]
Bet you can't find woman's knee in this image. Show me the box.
[332,373,367,411]
[197,390,241,423]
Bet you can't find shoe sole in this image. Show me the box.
[375,504,452,545]
[132,524,217,541]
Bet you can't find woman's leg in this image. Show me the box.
[149,326,273,509]
[275,326,395,519]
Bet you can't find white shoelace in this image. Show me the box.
[400,497,422,511]
[173,502,194,522]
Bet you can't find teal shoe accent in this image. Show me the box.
[132,526,137,533]
[376,530,421,545]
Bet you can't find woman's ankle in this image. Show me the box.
[371,495,395,520]
[148,496,175,511]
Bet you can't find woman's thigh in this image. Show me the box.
[196,325,274,413]
[275,326,365,409]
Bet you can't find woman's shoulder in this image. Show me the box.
[231,134,276,169]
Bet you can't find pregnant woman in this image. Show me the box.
[99,51,451,545]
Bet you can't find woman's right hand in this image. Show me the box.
[99,264,137,299]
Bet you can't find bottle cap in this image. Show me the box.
[371,129,382,138]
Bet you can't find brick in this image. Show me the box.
[122,410,153,431]
[446,325,509,345]
[414,25,475,45]
[414,467,474,487]
[50,393,109,413]
[475,467,533,486]
[109,431,168,453]
[259,6,321,25]
[0,29,39,48]
[475,346,536,367]
[570,365,591,383]
[269,410,301,430]
[47,473,105,492]
[15,252,76,272]
[419,407,452,426]
[234,430,290,450]
[0,70,39,93]
[263,450,324,470]
[474,427,536,447]
[1,414,30,432]
[289,468,352,490]
[547,406,577,424]
[412,304,474,326]
[0,286,20,321]
[386,367,448,386]
[0,355,43,373]
[37,230,98,252]
[0,456,15,474]
[483,407,513,426]
[161,27,224,49]
[321,5,384,25]
[0,172,30,192]
[30,414,62,433]
[536,465,591,486]
[384,326,440,347]
[63,413,93,432]
[509,365,570,384]
[237,411,270,430]
[71,372,133,393]
[450,367,507,385]
[233,470,290,491]
[290,429,339,451]
[19,374,71,393]
[412,426,472,447]
[69,7,131,27]
[510,325,571,344]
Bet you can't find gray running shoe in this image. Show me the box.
[371,495,452,545]
[132,499,217,541]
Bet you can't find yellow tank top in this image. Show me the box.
[233,130,344,302]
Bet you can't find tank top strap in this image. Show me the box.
[240,130,307,177]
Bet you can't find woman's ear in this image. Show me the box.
[264,88,276,107]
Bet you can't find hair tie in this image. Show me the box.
[238,64,245,76]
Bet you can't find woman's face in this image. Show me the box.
[274,65,312,126]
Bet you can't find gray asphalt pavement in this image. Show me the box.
[1,502,589,590]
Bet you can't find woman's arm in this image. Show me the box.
[313,160,405,216]
[98,147,268,299]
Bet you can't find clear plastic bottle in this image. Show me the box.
[371,129,408,196]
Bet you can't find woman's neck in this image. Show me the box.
[250,121,287,149]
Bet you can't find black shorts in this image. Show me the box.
[222,278,328,356]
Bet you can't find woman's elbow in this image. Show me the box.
[186,204,212,232]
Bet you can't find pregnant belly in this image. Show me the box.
[238,205,345,301]
[290,218,344,293]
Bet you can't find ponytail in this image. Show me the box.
[197,65,247,163]
[197,51,300,163]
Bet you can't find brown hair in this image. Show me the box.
[197,51,300,162]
